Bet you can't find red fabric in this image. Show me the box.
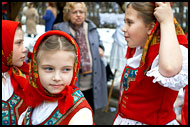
[2,20,29,100]
[119,16,188,124]
[27,51,32,59]
[125,18,188,84]
[22,88,93,125]
[181,85,188,125]
[54,89,93,125]
[24,30,81,115]
[59,97,93,124]
[13,94,28,124]
[119,64,178,125]
[2,93,28,125]
[2,2,8,4]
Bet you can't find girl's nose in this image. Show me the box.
[52,71,61,81]
[22,46,27,54]
[122,24,127,32]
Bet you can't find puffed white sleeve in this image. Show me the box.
[146,45,188,91]
[18,109,27,125]
[68,108,93,125]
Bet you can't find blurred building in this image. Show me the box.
[5,2,188,32]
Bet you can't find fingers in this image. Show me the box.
[155,2,164,7]
[155,2,171,7]
[165,2,171,6]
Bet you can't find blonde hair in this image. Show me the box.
[63,2,87,21]
[127,2,156,25]
[36,35,76,64]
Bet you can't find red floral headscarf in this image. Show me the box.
[2,20,29,99]
[125,10,188,83]
[24,30,81,114]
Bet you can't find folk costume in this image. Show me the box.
[113,18,188,125]
[181,85,188,125]
[53,19,108,110]
[18,30,94,125]
[2,20,29,125]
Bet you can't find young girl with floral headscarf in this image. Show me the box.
[2,20,29,125]
[113,2,188,125]
[18,30,94,125]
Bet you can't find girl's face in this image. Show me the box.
[12,28,26,67]
[69,3,86,27]
[122,5,152,48]
[38,50,75,94]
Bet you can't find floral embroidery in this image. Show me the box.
[12,67,26,78]
[2,93,22,125]
[122,68,138,91]
[23,89,85,125]
[6,51,13,66]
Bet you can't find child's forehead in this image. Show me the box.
[37,50,76,67]
[14,29,24,42]
[38,49,75,55]
[125,6,141,20]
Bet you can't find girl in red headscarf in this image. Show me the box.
[113,2,188,125]
[18,30,94,125]
[2,20,29,125]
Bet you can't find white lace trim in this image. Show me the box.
[113,114,179,125]
[146,62,188,91]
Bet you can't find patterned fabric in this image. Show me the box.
[24,30,81,115]
[2,92,27,125]
[70,22,92,74]
[2,20,28,125]
[122,67,138,91]
[125,18,188,84]
[181,85,188,125]
[22,88,92,125]
[118,64,179,124]
[117,17,188,125]
[2,20,29,96]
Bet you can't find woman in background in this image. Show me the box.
[42,2,57,32]
[53,2,107,112]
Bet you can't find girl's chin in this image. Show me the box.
[128,45,135,48]
[14,62,23,67]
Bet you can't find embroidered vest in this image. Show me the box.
[2,92,27,125]
[22,88,93,125]
[118,44,178,125]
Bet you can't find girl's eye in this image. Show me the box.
[126,19,133,26]
[63,68,71,72]
[127,21,132,25]
[44,67,53,71]
[14,41,22,46]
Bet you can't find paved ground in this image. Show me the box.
[94,106,117,125]
[93,72,121,125]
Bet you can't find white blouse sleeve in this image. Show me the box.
[146,45,188,91]
[68,108,93,125]
[18,109,28,125]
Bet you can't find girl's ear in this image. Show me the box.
[147,22,156,35]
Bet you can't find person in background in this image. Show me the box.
[42,2,57,32]
[2,20,29,125]
[53,3,64,25]
[53,2,108,112]
[23,2,39,38]
[18,30,94,125]
[110,13,127,73]
[113,2,188,125]
[2,2,8,20]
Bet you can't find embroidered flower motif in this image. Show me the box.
[7,52,13,66]
[31,81,38,88]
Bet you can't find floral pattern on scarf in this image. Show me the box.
[24,30,81,114]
